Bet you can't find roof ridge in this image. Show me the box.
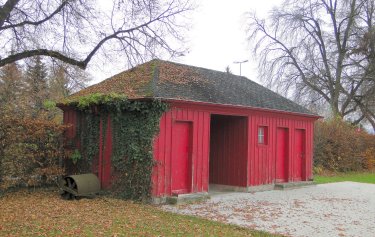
[151,61,160,97]
[155,59,249,80]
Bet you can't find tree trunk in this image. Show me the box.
[330,101,342,118]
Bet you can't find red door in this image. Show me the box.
[101,116,112,188]
[171,122,192,194]
[295,129,305,181]
[276,128,288,182]
[96,116,112,189]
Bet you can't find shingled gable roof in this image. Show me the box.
[69,59,316,116]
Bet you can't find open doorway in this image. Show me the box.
[209,115,248,189]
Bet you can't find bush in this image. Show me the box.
[314,118,375,172]
[0,116,67,189]
[362,136,375,171]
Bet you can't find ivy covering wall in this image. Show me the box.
[62,93,167,201]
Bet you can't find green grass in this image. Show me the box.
[0,190,279,237]
[315,171,375,184]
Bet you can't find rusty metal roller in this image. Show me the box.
[59,173,100,200]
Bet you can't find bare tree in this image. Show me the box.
[353,0,375,130]
[0,0,193,69]
[246,0,375,131]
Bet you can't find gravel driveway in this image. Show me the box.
[161,182,375,237]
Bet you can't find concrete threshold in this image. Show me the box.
[210,182,316,193]
[166,192,210,205]
[274,181,316,190]
[154,181,315,205]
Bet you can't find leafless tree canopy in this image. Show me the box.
[247,0,375,131]
[0,0,192,69]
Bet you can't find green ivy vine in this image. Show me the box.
[62,93,167,201]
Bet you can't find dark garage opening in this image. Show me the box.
[209,114,248,188]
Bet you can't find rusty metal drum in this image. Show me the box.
[59,173,100,200]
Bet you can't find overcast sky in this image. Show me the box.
[90,0,283,84]
[178,0,283,82]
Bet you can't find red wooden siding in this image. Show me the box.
[276,128,288,182]
[86,115,112,188]
[63,108,78,140]
[62,108,112,188]
[101,116,112,188]
[209,115,247,187]
[152,101,316,197]
[152,107,211,197]
[62,100,316,197]
[248,112,313,186]
[294,129,306,181]
[171,122,192,194]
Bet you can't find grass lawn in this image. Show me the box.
[0,189,278,237]
[314,171,375,184]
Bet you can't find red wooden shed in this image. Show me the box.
[61,60,319,202]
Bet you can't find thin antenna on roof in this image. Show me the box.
[233,60,249,76]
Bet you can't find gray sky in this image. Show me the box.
[90,0,283,84]
[178,0,283,82]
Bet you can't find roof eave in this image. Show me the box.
[158,98,322,119]
[56,96,156,110]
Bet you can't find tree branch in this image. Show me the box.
[0,49,86,68]
[0,3,190,69]
[0,0,20,28]
[0,0,69,30]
